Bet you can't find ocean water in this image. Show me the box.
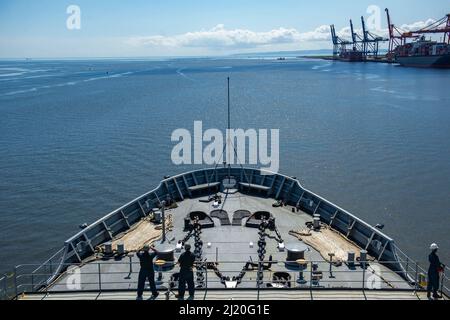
[0,58,449,274]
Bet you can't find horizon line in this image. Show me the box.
[0,49,333,61]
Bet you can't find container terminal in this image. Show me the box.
[324,8,450,68]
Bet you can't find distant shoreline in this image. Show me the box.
[299,55,394,64]
[299,55,336,60]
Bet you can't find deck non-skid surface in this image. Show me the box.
[20,290,432,301]
[49,192,412,292]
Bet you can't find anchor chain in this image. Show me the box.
[193,217,205,287]
[181,230,193,244]
[207,262,247,285]
[257,219,269,286]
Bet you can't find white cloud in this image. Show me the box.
[399,19,436,32]
[128,24,303,49]
[299,25,333,42]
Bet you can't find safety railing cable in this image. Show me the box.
[8,258,446,300]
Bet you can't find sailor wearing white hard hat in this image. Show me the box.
[427,243,445,300]
[430,243,439,250]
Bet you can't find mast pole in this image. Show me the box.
[227,77,231,177]
[227,77,230,131]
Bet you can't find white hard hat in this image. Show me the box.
[430,243,439,250]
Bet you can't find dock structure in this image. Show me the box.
[330,15,388,61]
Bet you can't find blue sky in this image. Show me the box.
[0,0,448,58]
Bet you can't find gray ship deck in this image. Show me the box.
[46,192,412,296]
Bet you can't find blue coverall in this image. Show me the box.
[427,250,443,298]
[136,251,158,298]
[178,250,196,298]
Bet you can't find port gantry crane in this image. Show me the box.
[349,17,388,59]
[349,19,364,52]
[360,16,388,59]
[330,24,353,58]
[385,8,419,60]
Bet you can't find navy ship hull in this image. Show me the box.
[396,54,450,68]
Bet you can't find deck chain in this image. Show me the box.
[193,218,205,287]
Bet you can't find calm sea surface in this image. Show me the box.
[0,58,449,274]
